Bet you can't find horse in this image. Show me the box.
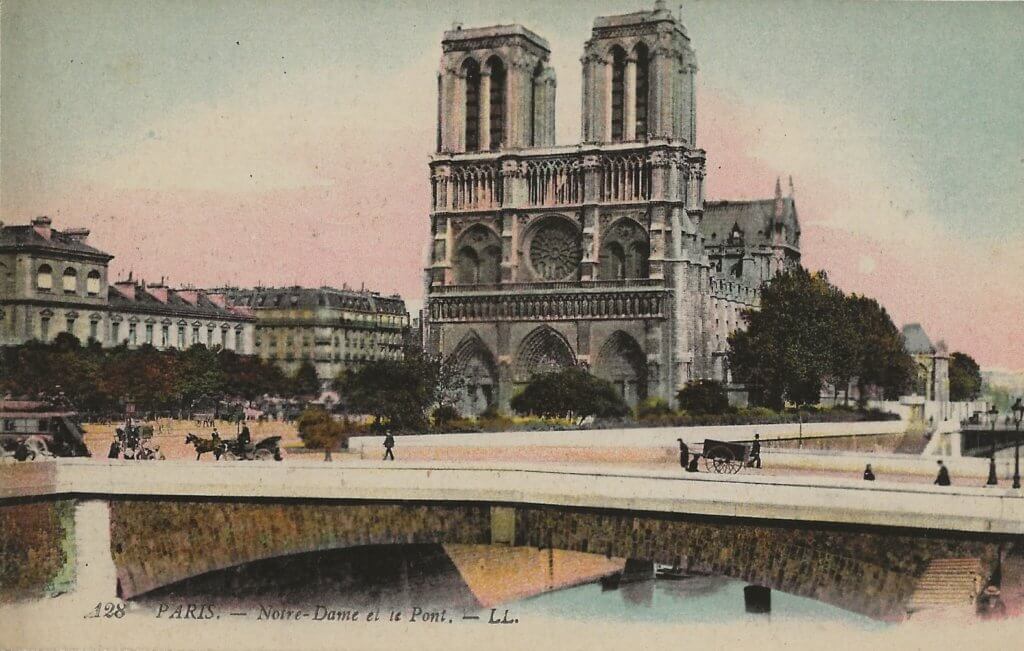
[185,432,222,460]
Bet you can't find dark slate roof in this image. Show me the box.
[700,197,800,248]
[107,285,253,321]
[902,323,935,354]
[217,287,407,315]
[0,224,112,259]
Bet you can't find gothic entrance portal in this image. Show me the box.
[593,331,647,408]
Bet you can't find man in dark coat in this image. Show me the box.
[934,460,951,486]
[748,433,762,469]
[676,438,689,469]
[863,464,875,481]
[383,431,395,461]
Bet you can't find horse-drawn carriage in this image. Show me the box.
[108,423,164,460]
[185,431,283,461]
[0,400,90,460]
[700,438,750,474]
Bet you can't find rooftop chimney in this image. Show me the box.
[32,216,52,240]
[63,227,90,243]
[112,280,136,300]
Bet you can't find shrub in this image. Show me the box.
[636,397,673,419]
[677,380,730,415]
[432,404,460,428]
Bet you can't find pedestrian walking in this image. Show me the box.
[863,464,875,481]
[748,433,762,469]
[383,430,395,461]
[934,460,951,486]
[676,438,689,469]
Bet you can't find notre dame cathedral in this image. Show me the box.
[424,2,801,415]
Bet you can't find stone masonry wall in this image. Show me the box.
[515,506,1001,620]
[109,500,492,599]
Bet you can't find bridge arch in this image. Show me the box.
[107,498,999,622]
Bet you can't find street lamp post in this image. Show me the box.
[1012,398,1023,490]
[987,405,1000,486]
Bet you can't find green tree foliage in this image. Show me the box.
[510,367,630,425]
[728,267,915,410]
[0,340,295,413]
[676,379,730,415]
[296,407,349,461]
[948,352,982,401]
[336,347,457,432]
[291,360,322,397]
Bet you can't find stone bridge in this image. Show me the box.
[2,460,1021,620]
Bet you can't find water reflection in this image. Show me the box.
[136,544,887,629]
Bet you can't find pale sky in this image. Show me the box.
[2,0,1022,369]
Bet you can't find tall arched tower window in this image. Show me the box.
[486,56,506,151]
[463,59,481,152]
[634,43,650,139]
[610,47,626,143]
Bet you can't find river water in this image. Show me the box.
[135,544,886,629]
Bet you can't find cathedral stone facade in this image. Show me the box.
[424,3,800,415]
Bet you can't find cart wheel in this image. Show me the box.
[222,450,239,461]
[728,459,743,474]
[705,446,735,474]
[255,448,273,461]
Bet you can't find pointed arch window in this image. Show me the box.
[463,59,481,152]
[610,47,626,143]
[486,56,506,151]
[634,43,650,139]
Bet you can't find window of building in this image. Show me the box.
[62,268,78,293]
[487,57,506,150]
[178,325,186,348]
[463,58,481,152]
[145,323,154,345]
[207,326,215,345]
[610,47,626,142]
[66,317,76,334]
[129,323,137,346]
[89,320,98,341]
[86,270,101,296]
[37,265,53,291]
[161,325,169,347]
[192,325,200,344]
[41,317,51,342]
[112,322,120,342]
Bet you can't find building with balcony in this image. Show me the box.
[214,287,410,385]
[0,217,255,351]
[424,3,800,415]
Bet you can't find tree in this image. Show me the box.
[677,379,730,415]
[949,352,982,401]
[292,360,322,397]
[337,347,448,431]
[847,295,914,402]
[728,267,915,409]
[510,367,630,425]
[296,407,347,461]
[728,268,838,409]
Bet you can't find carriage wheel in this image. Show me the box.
[703,446,735,474]
[222,450,239,461]
[255,448,274,461]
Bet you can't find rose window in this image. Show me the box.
[529,220,582,281]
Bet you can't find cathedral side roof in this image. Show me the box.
[701,198,800,248]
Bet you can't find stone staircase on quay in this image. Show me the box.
[907,558,984,616]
